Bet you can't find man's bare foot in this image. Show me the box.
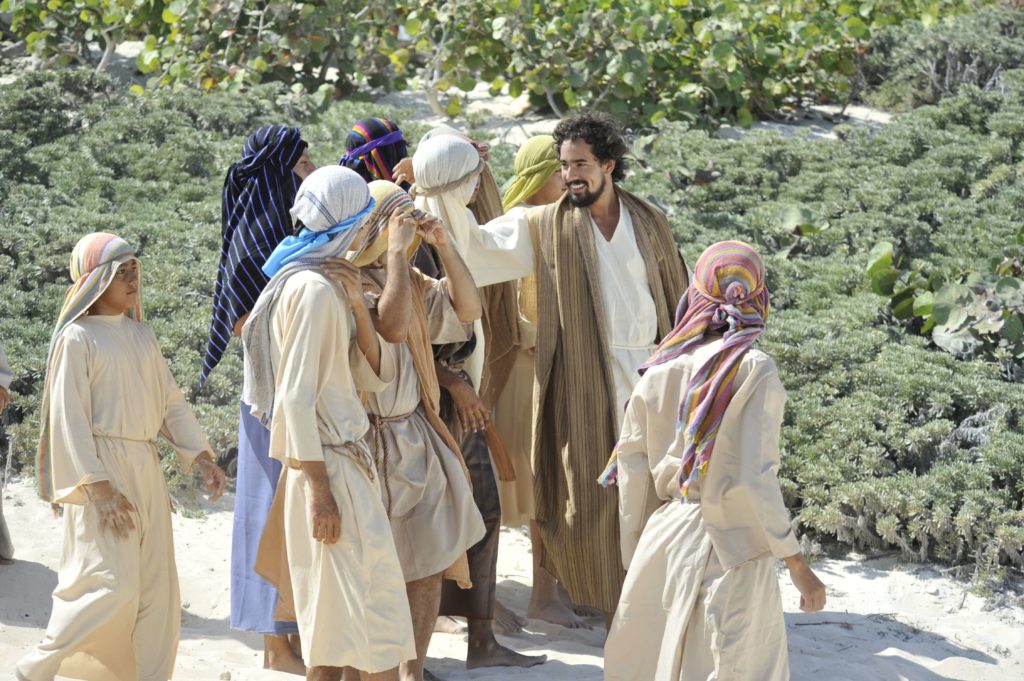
[527,599,592,630]
[433,616,467,635]
[466,640,547,669]
[265,634,306,675]
[573,604,603,617]
[493,600,528,634]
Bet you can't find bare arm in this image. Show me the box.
[426,221,482,323]
[298,460,341,544]
[435,360,489,432]
[373,210,421,342]
[324,262,382,373]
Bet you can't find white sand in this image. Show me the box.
[1,477,1022,680]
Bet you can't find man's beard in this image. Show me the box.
[567,176,606,208]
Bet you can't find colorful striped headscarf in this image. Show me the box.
[202,125,308,386]
[339,117,407,184]
[351,180,421,267]
[501,135,560,212]
[598,241,769,498]
[37,232,141,502]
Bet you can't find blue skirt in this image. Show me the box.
[230,402,299,634]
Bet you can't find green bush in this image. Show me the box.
[1,70,1023,580]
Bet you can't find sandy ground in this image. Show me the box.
[1,478,1022,681]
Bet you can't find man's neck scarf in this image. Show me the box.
[37,232,140,502]
[599,241,769,499]
[242,167,374,425]
[502,135,560,212]
[339,117,407,184]
[201,125,307,386]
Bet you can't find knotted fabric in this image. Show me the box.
[37,233,140,501]
[501,135,560,212]
[202,125,307,385]
[242,167,374,424]
[339,117,407,184]
[599,241,769,499]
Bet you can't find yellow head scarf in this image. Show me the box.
[501,135,561,212]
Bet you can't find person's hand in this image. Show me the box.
[448,379,490,433]
[393,157,415,186]
[388,208,418,255]
[473,142,490,162]
[310,482,341,544]
[321,258,367,306]
[413,211,449,247]
[195,452,226,502]
[786,554,826,613]
[0,386,9,414]
[86,480,136,540]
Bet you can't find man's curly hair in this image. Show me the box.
[553,111,629,182]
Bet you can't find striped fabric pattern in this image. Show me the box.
[37,232,140,501]
[339,117,407,184]
[599,241,769,499]
[201,125,307,386]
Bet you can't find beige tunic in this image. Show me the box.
[17,314,211,681]
[605,341,801,681]
[361,272,486,582]
[267,270,415,671]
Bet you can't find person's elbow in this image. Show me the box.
[454,298,483,323]
[377,323,408,344]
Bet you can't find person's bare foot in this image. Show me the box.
[573,604,603,617]
[265,634,306,675]
[433,615,467,634]
[493,600,528,634]
[527,599,592,630]
[466,639,547,669]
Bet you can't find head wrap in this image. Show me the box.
[502,135,561,212]
[412,135,484,259]
[598,241,770,498]
[242,166,375,424]
[339,117,407,184]
[201,125,307,386]
[37,232,140,502]
[351,181,422,268]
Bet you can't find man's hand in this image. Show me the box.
[388,208,419,255]
[321,258,367,306]
[310,481,341,544]
[785,553,826,613]
[413,211,449,248]
[0,386,9,414]
[392,157,415,187]
[86,480,136,540]
[195,452,226,502]
[447,378,490,433]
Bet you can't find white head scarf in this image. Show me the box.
[412,135,483,258]
[242,166,373,423]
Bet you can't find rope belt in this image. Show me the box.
[324,441,376,483]
[368,410,416,517]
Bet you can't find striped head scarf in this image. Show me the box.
[339,117,408,184]
[598,241,769,498]
[37,232,140,502]
[351,180,421,267]
[501,135,560,212]
[201,125,308,386]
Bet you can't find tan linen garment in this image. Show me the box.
[605,341,801,681]
[528,191,688,612]
[16,314,211,681]
[361,268,486,583]
[262,271,415,671]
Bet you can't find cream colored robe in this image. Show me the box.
[605,341,801,681]
[266,271,415,671]
[361,271,486,582]
[17,314,211,681]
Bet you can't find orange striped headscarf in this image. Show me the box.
[37,233,141,501]
[599,241,769,497]
[339,117,407,184]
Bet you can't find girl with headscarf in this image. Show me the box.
[17,233,225,681]
[241,166,418,676]
[600,241,826,681]
[324,180,485,681]
[203,125,314,672]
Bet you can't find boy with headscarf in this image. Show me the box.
[600,241,826,680]
[242,166,417,680]
[322,180,485,681]
[203,124,314,674]
[17,232,226,681]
